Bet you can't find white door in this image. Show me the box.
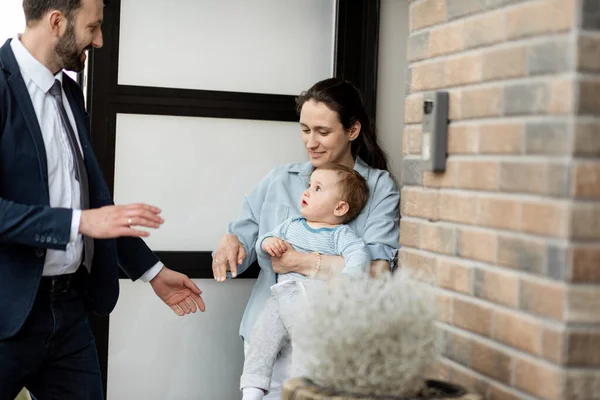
[86,1,381,398]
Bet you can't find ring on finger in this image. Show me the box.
[127,217,132,226]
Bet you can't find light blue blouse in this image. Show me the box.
[224,157,400,340]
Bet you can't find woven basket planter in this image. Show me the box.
[282,378,482,400]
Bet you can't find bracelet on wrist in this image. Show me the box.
[308,251,321,278]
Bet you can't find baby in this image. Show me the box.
[240,163,371,400]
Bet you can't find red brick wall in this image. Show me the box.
[401,0,600,399]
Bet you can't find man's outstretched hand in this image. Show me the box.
[150,267,205,315]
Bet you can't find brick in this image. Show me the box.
[436,258,471,293]
[447,124,478,154]
[401,187,439,220]
[403,125,422,155]
[547,244,568,281]
[578,34,600,72]
[446,0,484,19]
[578,80,600,115]
[567,330,600,367]
[570,202,600,240]
[504,83,548,115]
[565,370,600,400]
[411,61,445,92]
[405,94,424,123]
[499,161,569,197]
[506,0,576,39]
[405,68,413,95]
[458,228,498,264]
[573,121,600,155]
[441,329,472,367]
[487,383,522,400]
[449,90,462,120]
[514,357,563,400]
[447,361,489,395]
[407,31,429,62]
[457,161,499,191]
[464,11,505,49]
[570,245,600,282]
[497,235,545,275]
[445,54,482,87]
[499,162,546,194]
[423,160,458,188]
[542,327,566,364]
[546,163,571,197]
[566,285,600,323]
[582,0,600,30]
[402,158,423,186]
[429,23,463,57]
[402,248,437,279]
[479,123,523,154]
[520,279,565,321]
[422,223,456,255]
[470,341,511,384]
[525,121,570,155]
[474,267,519,308]
[436,292,453,323]
[453,298,492,337]
[461,87,503,119]
[477,196,520,231]
[492,309,542,355]
[411,0,447,31]
[400,219,420,248]
[521,201,569,238]
[482,46,526,82]
[572,160,600,199]
[438,192,478,225]
[484,0,525,7]
[549,79,575,115]
[528,37,571,75]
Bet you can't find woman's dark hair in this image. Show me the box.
[295,77,389,172]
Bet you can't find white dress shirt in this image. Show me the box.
[11,37,163,282]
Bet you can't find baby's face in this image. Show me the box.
[300,169,343,223]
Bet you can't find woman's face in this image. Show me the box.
[299,100,358,168]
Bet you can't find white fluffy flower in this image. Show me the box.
[294,269,437,397]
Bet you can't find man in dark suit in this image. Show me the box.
[0,0,206,398]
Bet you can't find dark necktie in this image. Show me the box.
[49,79,94,272]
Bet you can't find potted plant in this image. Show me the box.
[283,270,481,400]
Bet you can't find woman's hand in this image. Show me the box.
[212,233,246,282]
[271,242,311,275]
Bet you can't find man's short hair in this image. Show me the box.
[316,163,369,223]
[23,0,83,24]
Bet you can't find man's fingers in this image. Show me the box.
[117,227,150,238]
[178,300,192,314]
[191,293,206,312]
[125,203,162,214]
[183,276,202,295]
[171,304,184,316]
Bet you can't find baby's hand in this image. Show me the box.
[262,237,288,257]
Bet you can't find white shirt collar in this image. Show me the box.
[10,35,63,94]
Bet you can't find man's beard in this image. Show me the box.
[54,20,88,72]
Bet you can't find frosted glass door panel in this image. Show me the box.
[118,0,336,95]
[107,279,255,400]
[113,113,308,251]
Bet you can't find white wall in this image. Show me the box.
[376,0,409,182]
[0,0,25,41]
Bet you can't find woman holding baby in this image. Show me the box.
[212,77,400,400]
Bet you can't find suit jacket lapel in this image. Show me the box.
[0,40,49,197]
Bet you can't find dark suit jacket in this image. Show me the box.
[0,39,160,339]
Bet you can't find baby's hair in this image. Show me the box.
[315,163,369,223]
